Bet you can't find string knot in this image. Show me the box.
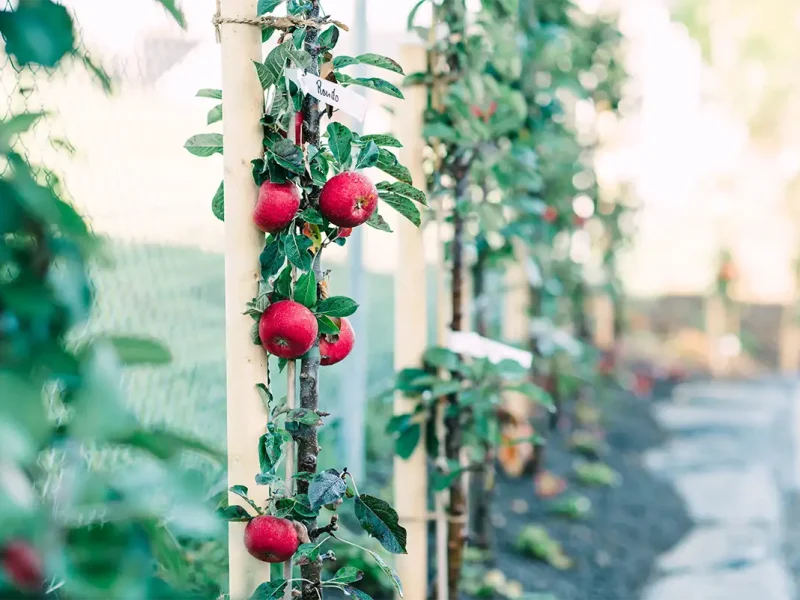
[212,9,349,43]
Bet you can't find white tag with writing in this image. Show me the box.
[285,68,368,122]
[447,331,533,369]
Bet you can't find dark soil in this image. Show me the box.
[479,388,693,600]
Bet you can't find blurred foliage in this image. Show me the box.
[0,1,228,599]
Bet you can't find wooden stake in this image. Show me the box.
[218,1,269,597]
[705,295,725,377]
[503,241,531,422]
[393,43,429,600]
[284,360,296,600]
[592,294,614,351]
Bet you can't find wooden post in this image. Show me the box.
[503,241,531,422]
[781,304,800,373]
[219,1,269,597]
[705,295,725,377]
[393,43,429,600]
[592,294,614,351]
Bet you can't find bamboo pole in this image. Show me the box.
[393,42,429,600]
[219,1,270,597]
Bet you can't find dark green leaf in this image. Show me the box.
[333,53,404,74]
[251,579,288,600]
[257,0,284,14]
[357,134,403,148]
[315,296,358,318]
[260,237,285,280]
[0,0,75,67]
[262,26,276,43]
[308,468,347,511]
[318,25,340,50]
[423,347,460,371]
[431,466,466,492]
[154,0,186,28]
[376,181,427,205]
[299,207,325,225]
[364,549,404,597]
[407,0,430,30]
[283,234,314,271]
[511,381,556,412]
[258,430,284,475]
[316,315,341,335]
[259,40,305,90]
[342,587,374,600]
[365,211,392,233]
[327,566,364,585]
[274,266,293,300]
[0,112,46,150]
[354,495,407,554]
[378,192,420,227]
[207,104,223,125]
[376,149,412,184]
[294,543,320,566]
[107,336,172,366]
[355,141,380,170]
[395,424,421,459]
[197,88,222,99]
[335,73,404,99]
[268,139,305,175]
[216,505,252,522]
[327,122,354,167]
[294,271,317,308]
[287,408,323,427]
[211,181,224,221]
[185,133,223,157]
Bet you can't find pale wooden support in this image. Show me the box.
[592,294,614,351]
[219,1,270,597]
[705,295,725,377]
[392,43,429,600]
[503,241,531,422]
[284,360,296,600]
[780,303,800,373]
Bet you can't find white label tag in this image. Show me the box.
[286,68,368,122]
[446,331,533,369]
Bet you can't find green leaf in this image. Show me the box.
[287,408,323,427]
[274,265,293,300]
[333,53,404,75]
[423,347,461,371]
[207,104,223,125]
[229,485,263,515]
[0,0,75,67]
[378,192,420,227]
[394,423,421,460]
[364,548,404,597]
[376,149,412,184]
[512,381,556,412]
[365,211,392,233]
[294,271,317,308]
[258,429,285,475]
[257,0,284,14]
[216,505,252,522]
[315,296,358,318]
[251,579,288,600]
[335,73,404,99]
[354,494,407,554]
[318,25,340,50]
[294,543,320,566]
[283,234,314,271]
[423,122,459,143]
[260,237,285,280]
[308,468,347,511]
[197,88,222,99]
[355,141,380,170]
[0,112,46,151]
[327,566,364,585]
[342,587,374,600]
[431,466,467,492]
[154,0,186,28]
[407,0,430,30]
[376,181,427,205]
[258,40,299,90]
[327,122,354,167]
[118,428,224,461]
[107,336,172,366]
[299,207,325,225]
[211,181,224,221]
[268,139,305,175]
[357,134,403,148]
[185,133,223,157]
[316,315,341,335]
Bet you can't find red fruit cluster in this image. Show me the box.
[2,540,43,592]
[244,516,299,563]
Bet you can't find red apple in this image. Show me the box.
[253,181,301,233]
[2,540,43,592]
[337,227,353,239]
[543,206,558,223]
[319,172,378,227]
[319,318,355,366]
[244,516,299,563]
[259,300,318,359]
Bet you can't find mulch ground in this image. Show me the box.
[478,384,693,600]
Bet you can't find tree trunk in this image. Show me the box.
[446,172,468,600]
[298,3,323,598]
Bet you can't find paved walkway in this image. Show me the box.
[642,378,799,600]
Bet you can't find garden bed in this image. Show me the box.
[472,387,692,600]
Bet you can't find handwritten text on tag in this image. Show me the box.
[285,69,368,122]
